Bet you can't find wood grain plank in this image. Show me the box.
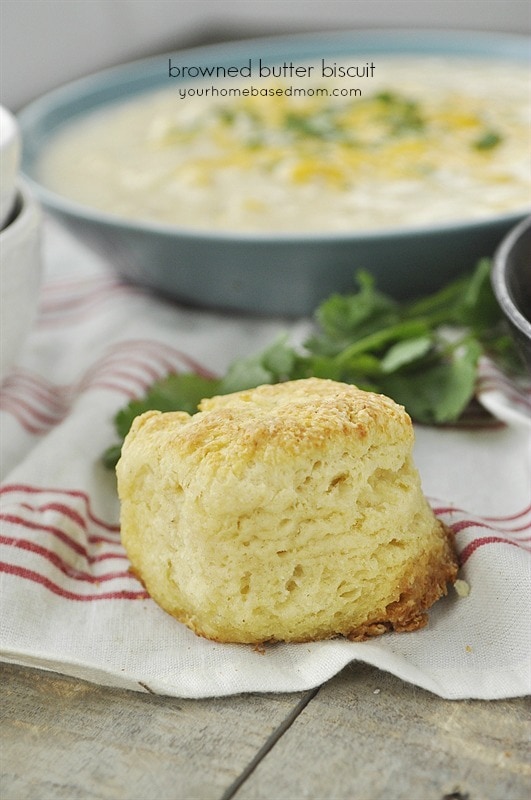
[232,663,531,800]
[0,662,308,800]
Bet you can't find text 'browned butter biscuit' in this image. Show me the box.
[116,378,457,644]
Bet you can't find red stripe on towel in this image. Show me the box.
[459,536,522,565]
[0,561,149,601]
[0,536,131,583]
[0,485,120,532]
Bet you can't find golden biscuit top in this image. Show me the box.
[124,378,412,467]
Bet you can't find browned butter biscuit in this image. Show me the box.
[117,378,457,643]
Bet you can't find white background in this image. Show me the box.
[2,0,530,110]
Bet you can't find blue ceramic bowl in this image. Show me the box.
[19,29,530,316]
[492,216,531,372]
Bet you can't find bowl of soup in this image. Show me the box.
[18,30,531,315]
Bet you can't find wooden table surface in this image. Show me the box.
[2,660,529,800]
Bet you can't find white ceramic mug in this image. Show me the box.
[0,179,42,382]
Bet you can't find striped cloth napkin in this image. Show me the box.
[1,219,530,700]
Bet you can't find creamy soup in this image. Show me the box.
[39,57,531,233]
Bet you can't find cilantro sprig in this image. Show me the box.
[103,259,524,468]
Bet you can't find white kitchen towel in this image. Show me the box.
[1,220,530,700]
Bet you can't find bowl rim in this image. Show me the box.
[492,215,531,339]
[18,26,531,244]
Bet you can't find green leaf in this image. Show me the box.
[312,271,398,350]
[380,339,482,424]
[115,373,221,438]
[104,372,222,467]
[220,335,297,393]
[403,274,470,325]
[380,336,433,373]
[261,335,298,376]
[334,319,430,368]
[102,444,123,470]
[220,360,274,394]
[456,257,503,331]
